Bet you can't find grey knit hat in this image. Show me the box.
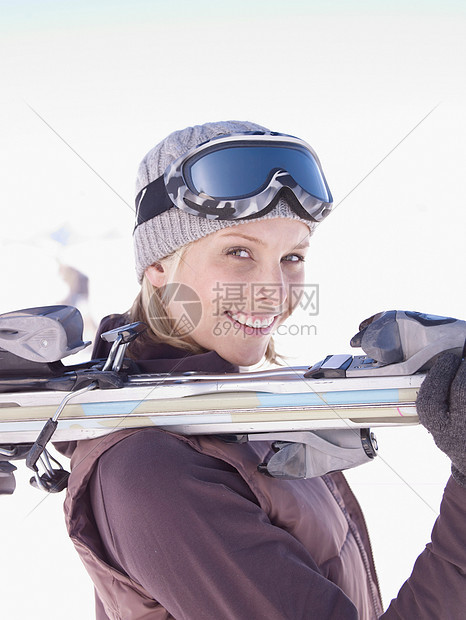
[133,120,316,282]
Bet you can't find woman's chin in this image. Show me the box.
[218,344,268,368]
[191,329,271,367]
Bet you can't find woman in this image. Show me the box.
[63,121,466,619]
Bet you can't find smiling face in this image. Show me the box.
[145,218,310,366]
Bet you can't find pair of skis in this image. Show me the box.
[0,306,464,492]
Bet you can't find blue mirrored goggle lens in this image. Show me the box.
[188,145,331,202]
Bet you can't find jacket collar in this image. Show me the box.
[92,314,239,375]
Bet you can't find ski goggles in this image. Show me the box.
[135,132,333,228]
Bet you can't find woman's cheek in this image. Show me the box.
[286,270,307,313]
[219,251,258,269]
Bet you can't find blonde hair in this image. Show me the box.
[127,243,282,365]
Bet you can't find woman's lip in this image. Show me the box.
[224,311,278,335]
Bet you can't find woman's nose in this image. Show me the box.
[251,266,288,314]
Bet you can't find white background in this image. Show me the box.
[1,1,465,617]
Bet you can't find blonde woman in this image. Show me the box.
[64,121,466,619]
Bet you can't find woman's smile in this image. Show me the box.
[224,310,279,335]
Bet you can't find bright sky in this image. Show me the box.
[1,1,465,617]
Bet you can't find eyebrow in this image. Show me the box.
[219,232,310,250]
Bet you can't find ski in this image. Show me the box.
[0,367,423,444]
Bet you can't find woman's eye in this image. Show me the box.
[227,248,250,258]
[283,254,305,263]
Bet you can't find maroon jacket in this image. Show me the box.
[63,317,466,619]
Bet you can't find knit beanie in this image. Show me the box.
[133,120,317,283]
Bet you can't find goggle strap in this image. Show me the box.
[135,175,173,229]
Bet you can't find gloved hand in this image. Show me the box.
[416,352,466,487]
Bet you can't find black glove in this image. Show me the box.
[416,353,466,487]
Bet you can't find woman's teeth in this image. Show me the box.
[228,312,275,328]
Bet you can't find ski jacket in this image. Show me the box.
[63,315,466,619]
